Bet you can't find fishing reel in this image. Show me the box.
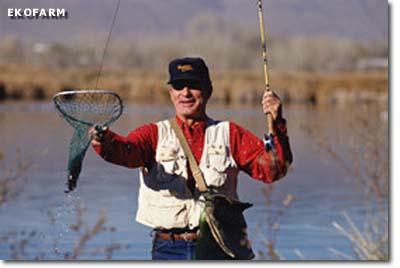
[263,133,275,152]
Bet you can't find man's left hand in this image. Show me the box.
[261,90,282,121]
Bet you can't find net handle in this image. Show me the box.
[52,90,123,127]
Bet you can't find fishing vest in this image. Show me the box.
[135,119,239,230]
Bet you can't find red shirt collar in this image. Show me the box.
[175,115,209,130]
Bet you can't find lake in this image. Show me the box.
[0,101,388,260]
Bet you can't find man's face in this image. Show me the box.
[169,80,209,120]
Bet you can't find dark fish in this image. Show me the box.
[195,193,254,260]
[195,204,234,260]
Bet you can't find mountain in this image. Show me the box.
[0,0,388,43]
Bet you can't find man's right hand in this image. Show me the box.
[89,125,109,146]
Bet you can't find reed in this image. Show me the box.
[302,103,388,260]
[256,184,295,260]
[0,64,387,106]
[0,148,32,205]
[1,203,124,260]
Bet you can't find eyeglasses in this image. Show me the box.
[171,80,201,91]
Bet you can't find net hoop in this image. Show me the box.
[52,89,123,127]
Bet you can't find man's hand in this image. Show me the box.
[89,125,109,146]
[261,90,282,121]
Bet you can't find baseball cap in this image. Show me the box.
[167,57,211,85]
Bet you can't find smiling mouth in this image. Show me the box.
[179,100,195,105]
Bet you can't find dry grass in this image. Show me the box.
[0,148,32,205]
[65,206,107,260]
[302,103,388,260]
[0,151,125,260]
[256,185,295,260]
[2,203,125,260]
[331,212,388,260]
[0,63,387,106]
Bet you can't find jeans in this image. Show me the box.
[151,237,196,260]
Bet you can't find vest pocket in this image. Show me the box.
[156,147,182,183]
[203,145,230,187]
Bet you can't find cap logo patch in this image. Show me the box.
[177,64,193,72]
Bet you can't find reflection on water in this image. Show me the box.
[0,101,388,260]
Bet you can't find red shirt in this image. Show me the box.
[93,116,292,184]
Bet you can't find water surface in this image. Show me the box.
[0,101,388,260]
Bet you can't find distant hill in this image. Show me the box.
[0,0,388,43]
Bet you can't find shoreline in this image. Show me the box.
[0,64,388,105]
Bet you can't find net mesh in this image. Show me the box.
[53,90,123,193]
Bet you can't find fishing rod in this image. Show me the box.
[257,0,275,152]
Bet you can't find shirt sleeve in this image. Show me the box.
[92,123,158,169]
[229,119,293,183]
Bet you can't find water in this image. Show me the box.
[0,101,388,260]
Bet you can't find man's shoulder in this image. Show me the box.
[227,120,246,131]
[136,122,158,130]
[228,121,260,140]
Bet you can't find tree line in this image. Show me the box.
[0,25,387,73]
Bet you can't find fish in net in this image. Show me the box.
[53,90,123,193]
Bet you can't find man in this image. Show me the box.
[90,57,293,260]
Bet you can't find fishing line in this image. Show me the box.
[94,0,121,89]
